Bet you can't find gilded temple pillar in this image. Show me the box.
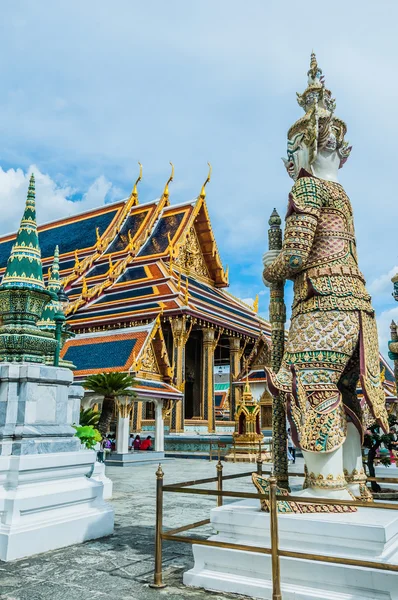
[229,336,241,420]
[201,327,219,433]
[170,316,192,433]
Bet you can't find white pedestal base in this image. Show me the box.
[90,460,113,499]
[0,451,114,561]
[0,363,114,562]
[183,499,398,600]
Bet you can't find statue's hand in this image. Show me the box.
[262,250,281,288]
[262,249,280,268]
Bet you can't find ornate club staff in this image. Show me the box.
[268,209,289,490]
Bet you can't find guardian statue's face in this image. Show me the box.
[283,133,310,181]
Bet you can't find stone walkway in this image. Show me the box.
[0,458,305,600]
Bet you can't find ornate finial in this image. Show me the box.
[268,208,281,228]
[0,173,45,292]
[241,357,253,404]
[177,270,182,291]
[96,227,101,243]
[199,162,212,199]
[308,51,321,81]
[156,463,164,479]
[253,294,259,314]
[380,366,386,384]
[225,265,229,282]
[108,254,114,273]
[162,162,174,205]
[295,51,335,116]
[129,162,142,205]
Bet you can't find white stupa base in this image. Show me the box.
[183,499,398,600]
[91,460,113,499]
[0,451,114,562]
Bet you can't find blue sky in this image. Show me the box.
[0,1,397,355]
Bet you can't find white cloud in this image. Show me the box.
[368,267,398,297]
[376,306,398,364]
[0,165,115,235]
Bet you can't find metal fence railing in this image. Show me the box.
[149,454,398,597]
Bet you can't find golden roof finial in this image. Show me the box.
[82,277,88,298]
[199,162,212,199]
[108,254,114,273]
[47,266,52,281]
[380,366,386,384]
[162,162,174,205]
[225,265,229,282]
[167,232,174,274]
[177,270,182,291]
[253,294,259,314]
[74,250,80,270]
[129,162,143,205]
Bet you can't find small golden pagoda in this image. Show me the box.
[225,373,270,463]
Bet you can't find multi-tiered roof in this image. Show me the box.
[0,168,269,342]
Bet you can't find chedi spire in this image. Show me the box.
[0,174,45,292]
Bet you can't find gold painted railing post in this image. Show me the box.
[257,440,263,475]
[149,464,167,589]
[217,458,223,507]
[269,475,282,600]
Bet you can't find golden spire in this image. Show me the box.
[162,162,174,206]
[253,294,259,314]
[199,162,212,199]
[129,162,143,206]
[177,270,182,291]
[242,358,253,404]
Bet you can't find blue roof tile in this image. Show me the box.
[64,337,137,371]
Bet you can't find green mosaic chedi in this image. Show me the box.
[0,174,57,362]
[38,245,62,332]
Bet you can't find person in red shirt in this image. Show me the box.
[140,436,153,451]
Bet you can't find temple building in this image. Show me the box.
[0,168,271,435]
[0,168,395,436]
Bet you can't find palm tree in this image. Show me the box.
[79,407,100,427]
[83,372,136,438]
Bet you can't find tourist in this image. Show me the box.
[128,433,135,450]
[103,436,112,461]
[133,435,141,450]
[287,428,296,464]
[140,435,152,451]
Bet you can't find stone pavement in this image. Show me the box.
[0,458,305,600]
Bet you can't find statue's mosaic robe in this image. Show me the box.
[264,170,389,453]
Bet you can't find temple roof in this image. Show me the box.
[60,318,172,381]
[0,185,266,339]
